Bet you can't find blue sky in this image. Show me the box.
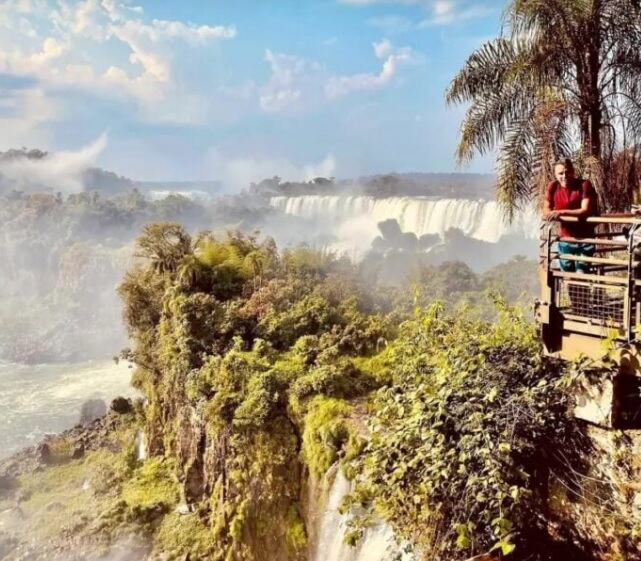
[0,0,502,187]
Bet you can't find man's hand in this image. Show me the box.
[545,210,561,220]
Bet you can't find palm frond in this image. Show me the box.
[456,86,535,163]
[496,118,536,221]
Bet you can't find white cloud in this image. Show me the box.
[259,50,323,113]
[70,0,106,38]
[0,132,108,192]
[256,39,421,111]
[418,2,493,26]
[16,16,39,38]
[29,37,66,65]
[132,19,237,43]
[0,87,60,150]
[0,1,236,105]
[433,0,454,16]
[325,39,421,99]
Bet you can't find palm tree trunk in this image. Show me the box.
[588,0,603,159]
[589,105,602,158]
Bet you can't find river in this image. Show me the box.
[0,359,136,460]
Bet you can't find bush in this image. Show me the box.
[346,302,585,560]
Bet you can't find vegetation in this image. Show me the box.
[8,414,143,544]
[0,188,271,362]
[249,172,495,199]
[5,218,638,560]
[117,223,392,560]
[0,162,531,365]
[447,0,641,215]
[344,302,590,560]
[109,221,628,560]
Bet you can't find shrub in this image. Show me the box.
[346,302,585,560]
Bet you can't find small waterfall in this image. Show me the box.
[269,195,539,244]
[314,469,415,561]
[135,430,147,461]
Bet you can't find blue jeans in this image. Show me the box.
[557,241,595,273]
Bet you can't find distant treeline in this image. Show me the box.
[1,147,494,199]
[250,172,495,199]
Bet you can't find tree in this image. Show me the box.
[135,222,191,274]
[447,0,641,216]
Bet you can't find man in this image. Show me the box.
[543,158,598,273]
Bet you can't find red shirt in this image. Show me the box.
[545,178,597,238]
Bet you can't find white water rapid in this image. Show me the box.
[0,359,136,459]
[270,195,539,244]
[315,469,415,561]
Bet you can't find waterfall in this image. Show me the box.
[135,430,147,461]
[314,469,415,561]
[269,195,539,244]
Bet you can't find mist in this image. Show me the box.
[0,134,108,194]
[0,148,540,474]
[205,149,337,193]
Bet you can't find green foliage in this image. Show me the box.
[481,256,539,305]
[154,512,217,560]
[302,396,360,477]
[346,301,583,560]
[192,233,276,300]
[117,228,395,559]
[285,503,309,555]
[119,265,166,335]
[135,222,191,274]
[282,247,334,277]
[117,224,594,561]
[121,457,179,510]
[13,417,144,542]
[290,360,378,410]
[415,261,480,297]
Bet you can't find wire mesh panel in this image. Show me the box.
[554,277,626,326]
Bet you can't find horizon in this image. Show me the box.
[107,169,499,184]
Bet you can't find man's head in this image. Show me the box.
[554,158,575,187]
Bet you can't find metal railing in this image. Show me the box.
[539,215,641,344]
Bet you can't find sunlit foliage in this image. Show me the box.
[345,302,589,560]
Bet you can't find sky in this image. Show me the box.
[0,0,502,186]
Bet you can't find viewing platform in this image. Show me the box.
[537,215,641,427]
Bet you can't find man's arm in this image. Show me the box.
[543,198,558,219]
[542,183,557,220]
[553,197,591,218]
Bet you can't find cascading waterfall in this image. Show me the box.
[314,468,415,561]
[270,195,540,244]
[135,430,147,461]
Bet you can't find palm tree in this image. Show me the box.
[447,0,641,217]
[135,222,191,274]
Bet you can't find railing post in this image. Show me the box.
[546,222,554,307]
[627,223,640,342]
